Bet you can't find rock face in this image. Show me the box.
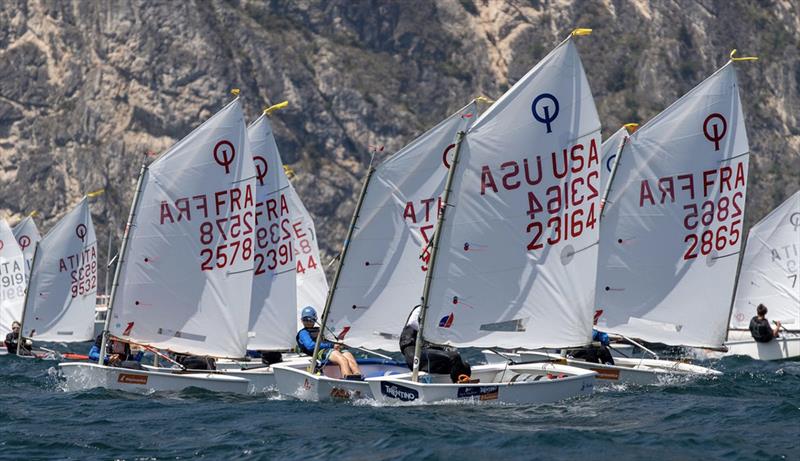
[0,0,797,289]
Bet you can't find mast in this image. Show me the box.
[308,148,378,372]
[411,130,465,382]
[599,126,635,220]
[98,160,148,364]
[103,229,113,300]
[723,203,749,343]
[16,242,40,355]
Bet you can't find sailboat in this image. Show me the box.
[723,191,800,360]
[16,197,98,358]
[273,100,480,401]
[367,31,599,404]
[0,218,26,355]
[147,105,316,391]
[534,55,754,384]
[12,214,41,281]
[59,97,256,394]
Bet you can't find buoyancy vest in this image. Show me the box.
[749,317,774,343]
[296,327,321,355]
[399,324,416,352]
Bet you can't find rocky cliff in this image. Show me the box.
[0,0,797,288]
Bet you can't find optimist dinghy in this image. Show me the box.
[274,97,481,401]
[590,53,757,379]
[59,96,255,394]
[273,358,408,401]
[722,190,800,360]
[17,197,98,354]
[507,350,719,385]
[370,30,601,404]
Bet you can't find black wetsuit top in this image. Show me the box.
[749,317,774,343]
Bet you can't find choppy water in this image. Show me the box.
[0,348,798,461]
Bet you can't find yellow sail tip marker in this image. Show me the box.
[730,49,758,62]
[571,28,592,37]
[27,210,38,218]
[475,96,494,104]
[623,123,640,133]
[283,165,296,179]
[264,101,289,116]
[87,188,105,198]
[231,88,241,96]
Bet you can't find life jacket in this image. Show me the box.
[296,327,321,355]
[749,317,774,343]
[399,324,417,352]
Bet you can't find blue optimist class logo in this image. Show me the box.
[531,93,559,133]
[380,381,419,402]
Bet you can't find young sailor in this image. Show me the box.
[296,306,362,379]
[89,334,144,367]
[570,329,615,365]
[749,304,782,343]
[399,306,472,383]
[4,321,32,355]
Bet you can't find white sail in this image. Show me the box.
[328,102,478,350]
[600,126,629,196]
[730,191,800,329]
[424,39,602,349]
[12,216,41,281]
[595,62,750,348]
[246,114,297,350]
[0,219,25,336]
[21,197,97,342]
[109,99,256,357]
[288,186,328,317]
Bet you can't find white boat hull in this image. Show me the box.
[367,363,595,405]
[485,350,720,386]
[273,359,410,402]
[59,362,250,394]
[721,330,800,361]
[214,353,305,371]
[141,364,280,394]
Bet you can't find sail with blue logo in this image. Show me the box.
[423,38,601,349]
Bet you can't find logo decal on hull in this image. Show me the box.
[457,385,499,400]
[380,382,419,402]
[330,387,362,400]
[117,373,148,385]
[591,368,621,380]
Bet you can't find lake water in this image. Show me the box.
[0,350,797,460]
